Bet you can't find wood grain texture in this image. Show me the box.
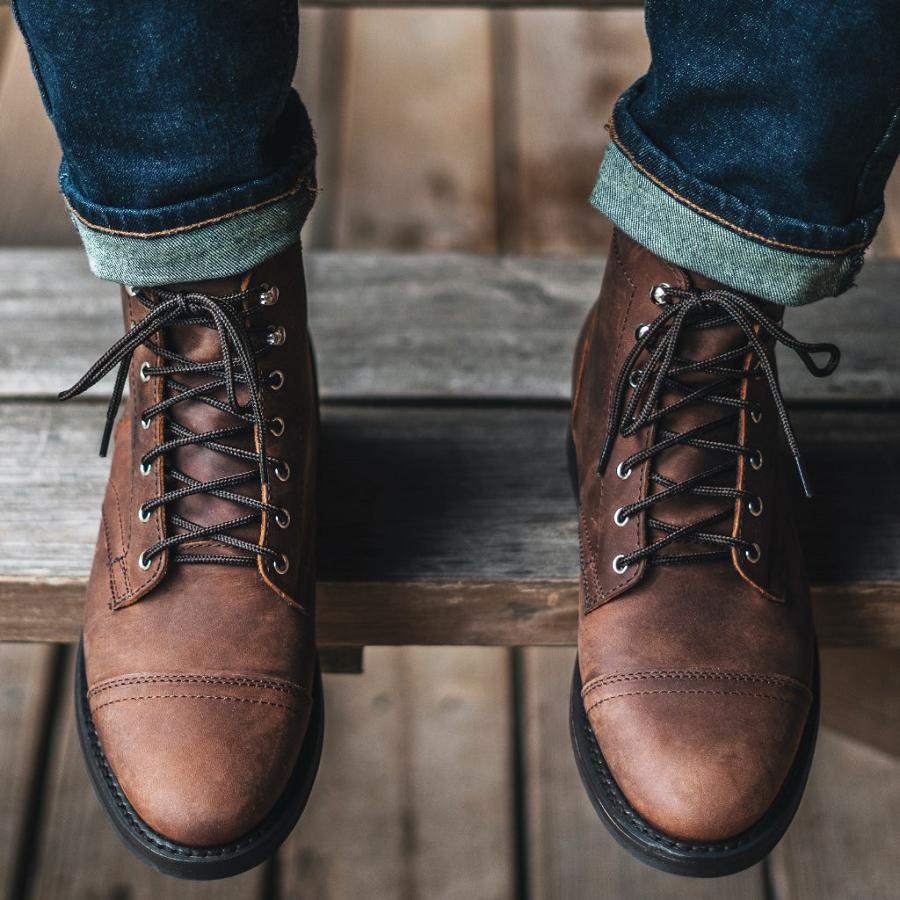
[510,9,648,255]
[1,250,898,403]
[770,730,900,900]
[521,647,767,899]
[332,10,498,252]
[1,403,898,646]
[0,643,55,900]
[820,648,900,759]
[28,652,266,900]
[278,647,515,899]
[0,28,74,245]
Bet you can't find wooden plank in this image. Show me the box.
[820,648,900,759]
[0,251,896,403]
[770,729,900,900]
[0,28,75,245]
[1,403,898,647]
[509,9,648,255]
[278,647,515,899]
[332,10,498,252]
[521,647,767,899]
[28,653,266,900]
[0,643,55,900]
[295,8,351,249]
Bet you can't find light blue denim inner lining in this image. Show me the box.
[71,189,314,286]
[591,143,864,306]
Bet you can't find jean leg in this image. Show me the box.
[12,0,316,285]
[592,0,900,304]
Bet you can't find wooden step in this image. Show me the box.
[1,249,898,648]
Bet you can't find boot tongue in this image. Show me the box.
[156,275,263,555]
[645,275,773,555]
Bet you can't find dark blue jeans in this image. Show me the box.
[12,0,316,285]
[13,0,900,303]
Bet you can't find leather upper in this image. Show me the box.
[82,243,318,846]
[571,231,815,842]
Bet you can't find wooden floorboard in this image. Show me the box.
[0,250,896,404]
[820,648,900,759]
[770,731,900,900]
[520,647,768,899]
[0,644,55,900]
[276,647,517,899]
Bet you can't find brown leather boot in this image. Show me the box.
[60,243,322,879]
[568,230,839,877]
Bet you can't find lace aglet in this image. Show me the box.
[98,419,115,458]
[794,454,814,499]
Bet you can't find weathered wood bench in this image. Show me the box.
[1,249,898,747]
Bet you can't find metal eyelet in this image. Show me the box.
[650,282,671,305]
[744,543,761,564]
[267,325,287,347]
[748,496,763,517]
[749,450,764,470]
[750,410,763,424]
[140,416,151,430]
[273,554,290,575]
[275,508,291,529]
[273,461,291,482]
[613,507,630,527]
[270,417,285,437]
[139,361,151,383]
[612,554,630,574]
[137,551,152,570]
[635,323,651,340]
[137,505,151,523]
[139,462,152,477]
[269,370,285,391]
[259,284,280,306]
[628,369,642,389]
[616,461,632,480]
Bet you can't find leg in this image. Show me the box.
[592,0,900,306]
[12,0,316,285]
[13,1,323,879]
[570,0,897,876]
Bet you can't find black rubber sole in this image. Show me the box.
[565,430,819,876]
[75,640,325,880]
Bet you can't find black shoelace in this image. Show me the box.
[598,284,840,571]
[60,286,287,570]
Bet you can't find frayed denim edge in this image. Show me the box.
[591,143,864,306]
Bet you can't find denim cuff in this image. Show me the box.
[63,92,317,287]
[69,170,316,286]
[591,92,875,306]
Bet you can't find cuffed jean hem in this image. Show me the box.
[592,140,867,307]
[69,177,317,286]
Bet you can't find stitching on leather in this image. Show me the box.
[582,669,810,694]
[585,688,808,715]
[80,656,320,859]
[585,233,646,608]
[88,674,310,698]
[113,326,166,607]
[66,174,316,239]
[607,121,869,258]
[92,693,303,715]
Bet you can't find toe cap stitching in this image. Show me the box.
[585,686,810,715]
[92,692,304,715]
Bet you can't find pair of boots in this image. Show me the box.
[63,229,838,879]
